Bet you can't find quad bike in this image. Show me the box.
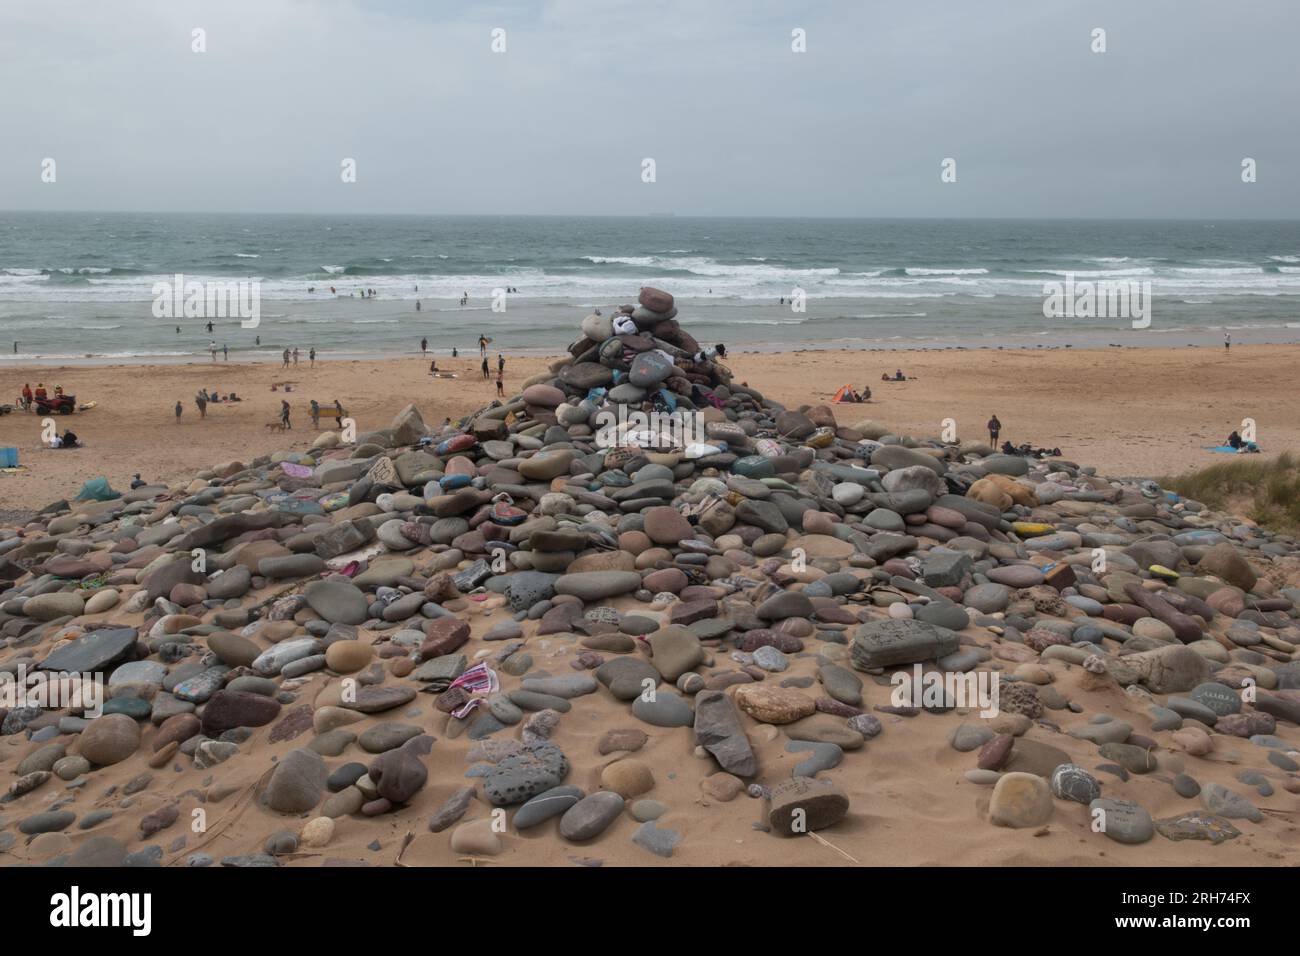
[35,393,76,415]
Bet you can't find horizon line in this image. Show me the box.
[3,209,1300,223]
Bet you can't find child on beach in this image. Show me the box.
[988,415,1001,446]
[310,399,320,428]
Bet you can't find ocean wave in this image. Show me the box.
[903,267,989,276]
[1026,267,1155,277]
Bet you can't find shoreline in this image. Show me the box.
[3,335,1299,369]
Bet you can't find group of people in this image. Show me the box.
[308,398,347,429]
[882,369,909,381]
[17,382,63,411]
[281,347,316,368]
[173,392,343,430]
[193,388,242,418]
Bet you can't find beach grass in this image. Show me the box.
[1163,452,1300,534]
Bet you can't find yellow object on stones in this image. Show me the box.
[1149,564,1179,579]
[1011,521,1055,536]
[805,427,835,449]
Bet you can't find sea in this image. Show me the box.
[2,212,1298,364]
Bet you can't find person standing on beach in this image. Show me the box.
[280,399,291,429]
[333,399,345,427]
[497,353,504,374]
[282,348,290,368]
[310,399,320,429]
[421,337,428,355]
[293,347,300,366]
[196,391,207,420]
[209,340,217,362]
[481,356,490,380]
[987,415,1001,447]
[1225,331,1231,351]
[223,343,228,361]
[309,347,316,368]
[496,369,505,397]
[478,334,487,356]
[174,400,182,422]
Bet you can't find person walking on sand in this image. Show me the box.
[174,400,182,422]
[481,356,490,381]
[987,415,1001,447]
[333,399,345,428]
[1225,331,1231,351]
[223,343,229,361]
[496,369,505,397]
[497,353,504,374]
[421,337,427,355]
[196,391,207,420]
[309,347,316,368]
[209,340,217,362]
[310,399,320,429]
[282,348,290,368]
[478,334,487,356]
[280,399,291,429]
[293,347,300,366]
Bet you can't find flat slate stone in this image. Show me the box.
[850,618,959,670]
[38,627,137,673]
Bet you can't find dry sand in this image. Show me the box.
[3,344,1297,515]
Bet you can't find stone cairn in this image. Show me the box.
[1,285,1298,864]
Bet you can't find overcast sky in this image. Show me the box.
[1,0,1296,218]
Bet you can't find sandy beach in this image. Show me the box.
[2,283,1299,870]
[3,343,1297,514]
